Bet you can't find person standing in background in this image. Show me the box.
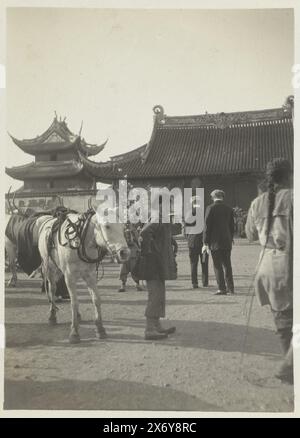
[118,222,143,292]
[185,196,209,289]
[246,158,293,384]
[202,189,234,295]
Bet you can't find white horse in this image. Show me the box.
[37,209,130,343]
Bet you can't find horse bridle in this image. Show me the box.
[94,215,120,262]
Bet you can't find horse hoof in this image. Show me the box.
[69,333,81,344]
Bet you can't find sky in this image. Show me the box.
[5,7,294,191]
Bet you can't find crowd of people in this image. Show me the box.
[117,157,293,384]
[119,187,236,298]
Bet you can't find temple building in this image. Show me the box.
[6,97,294,214]
[79,97,294,210]
[5,116,106,211]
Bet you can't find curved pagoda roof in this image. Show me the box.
[5,160,84,181]
[79,97,294,183]
[9,116,106,157]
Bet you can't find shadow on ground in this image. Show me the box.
[4,378,221,411]
[105,318,281,357]
[5,294,236,309]
[5,318,281,357]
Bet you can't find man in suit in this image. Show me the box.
[202,189,234,295]
[185,196,209,289]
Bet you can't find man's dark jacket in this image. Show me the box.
[184,212,204,251]
[203,201,234,251]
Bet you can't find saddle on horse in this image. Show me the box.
[5,214,41,276]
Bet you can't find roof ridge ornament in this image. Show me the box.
[283,95,294,121]
[283,95,294,108]
[153,105,165,123]
[141,105,165,163]
[214,112,230,129]
[159,105,292,129]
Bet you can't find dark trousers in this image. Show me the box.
[189,247,209,286]
[145,279,166,318]
[119,261,139,284]
[211,249,234,292]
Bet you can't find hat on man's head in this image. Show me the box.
[210,189,225,200]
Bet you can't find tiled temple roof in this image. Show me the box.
[79,98,294,182]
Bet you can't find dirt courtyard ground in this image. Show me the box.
[4,239,294,413]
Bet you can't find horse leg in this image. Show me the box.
[64,273,81,344]
[82,271,107,339]
[47,275,58,325]
[7,264,17,287]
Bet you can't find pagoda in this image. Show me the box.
[5,115,107,211]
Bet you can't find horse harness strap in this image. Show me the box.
[48,209,107,265]
[77,211,107,264]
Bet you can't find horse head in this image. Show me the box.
[88,201,130,263]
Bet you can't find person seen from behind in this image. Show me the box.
[202,189,235,295]
[185,195,209,289]
[245,158,293,384]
